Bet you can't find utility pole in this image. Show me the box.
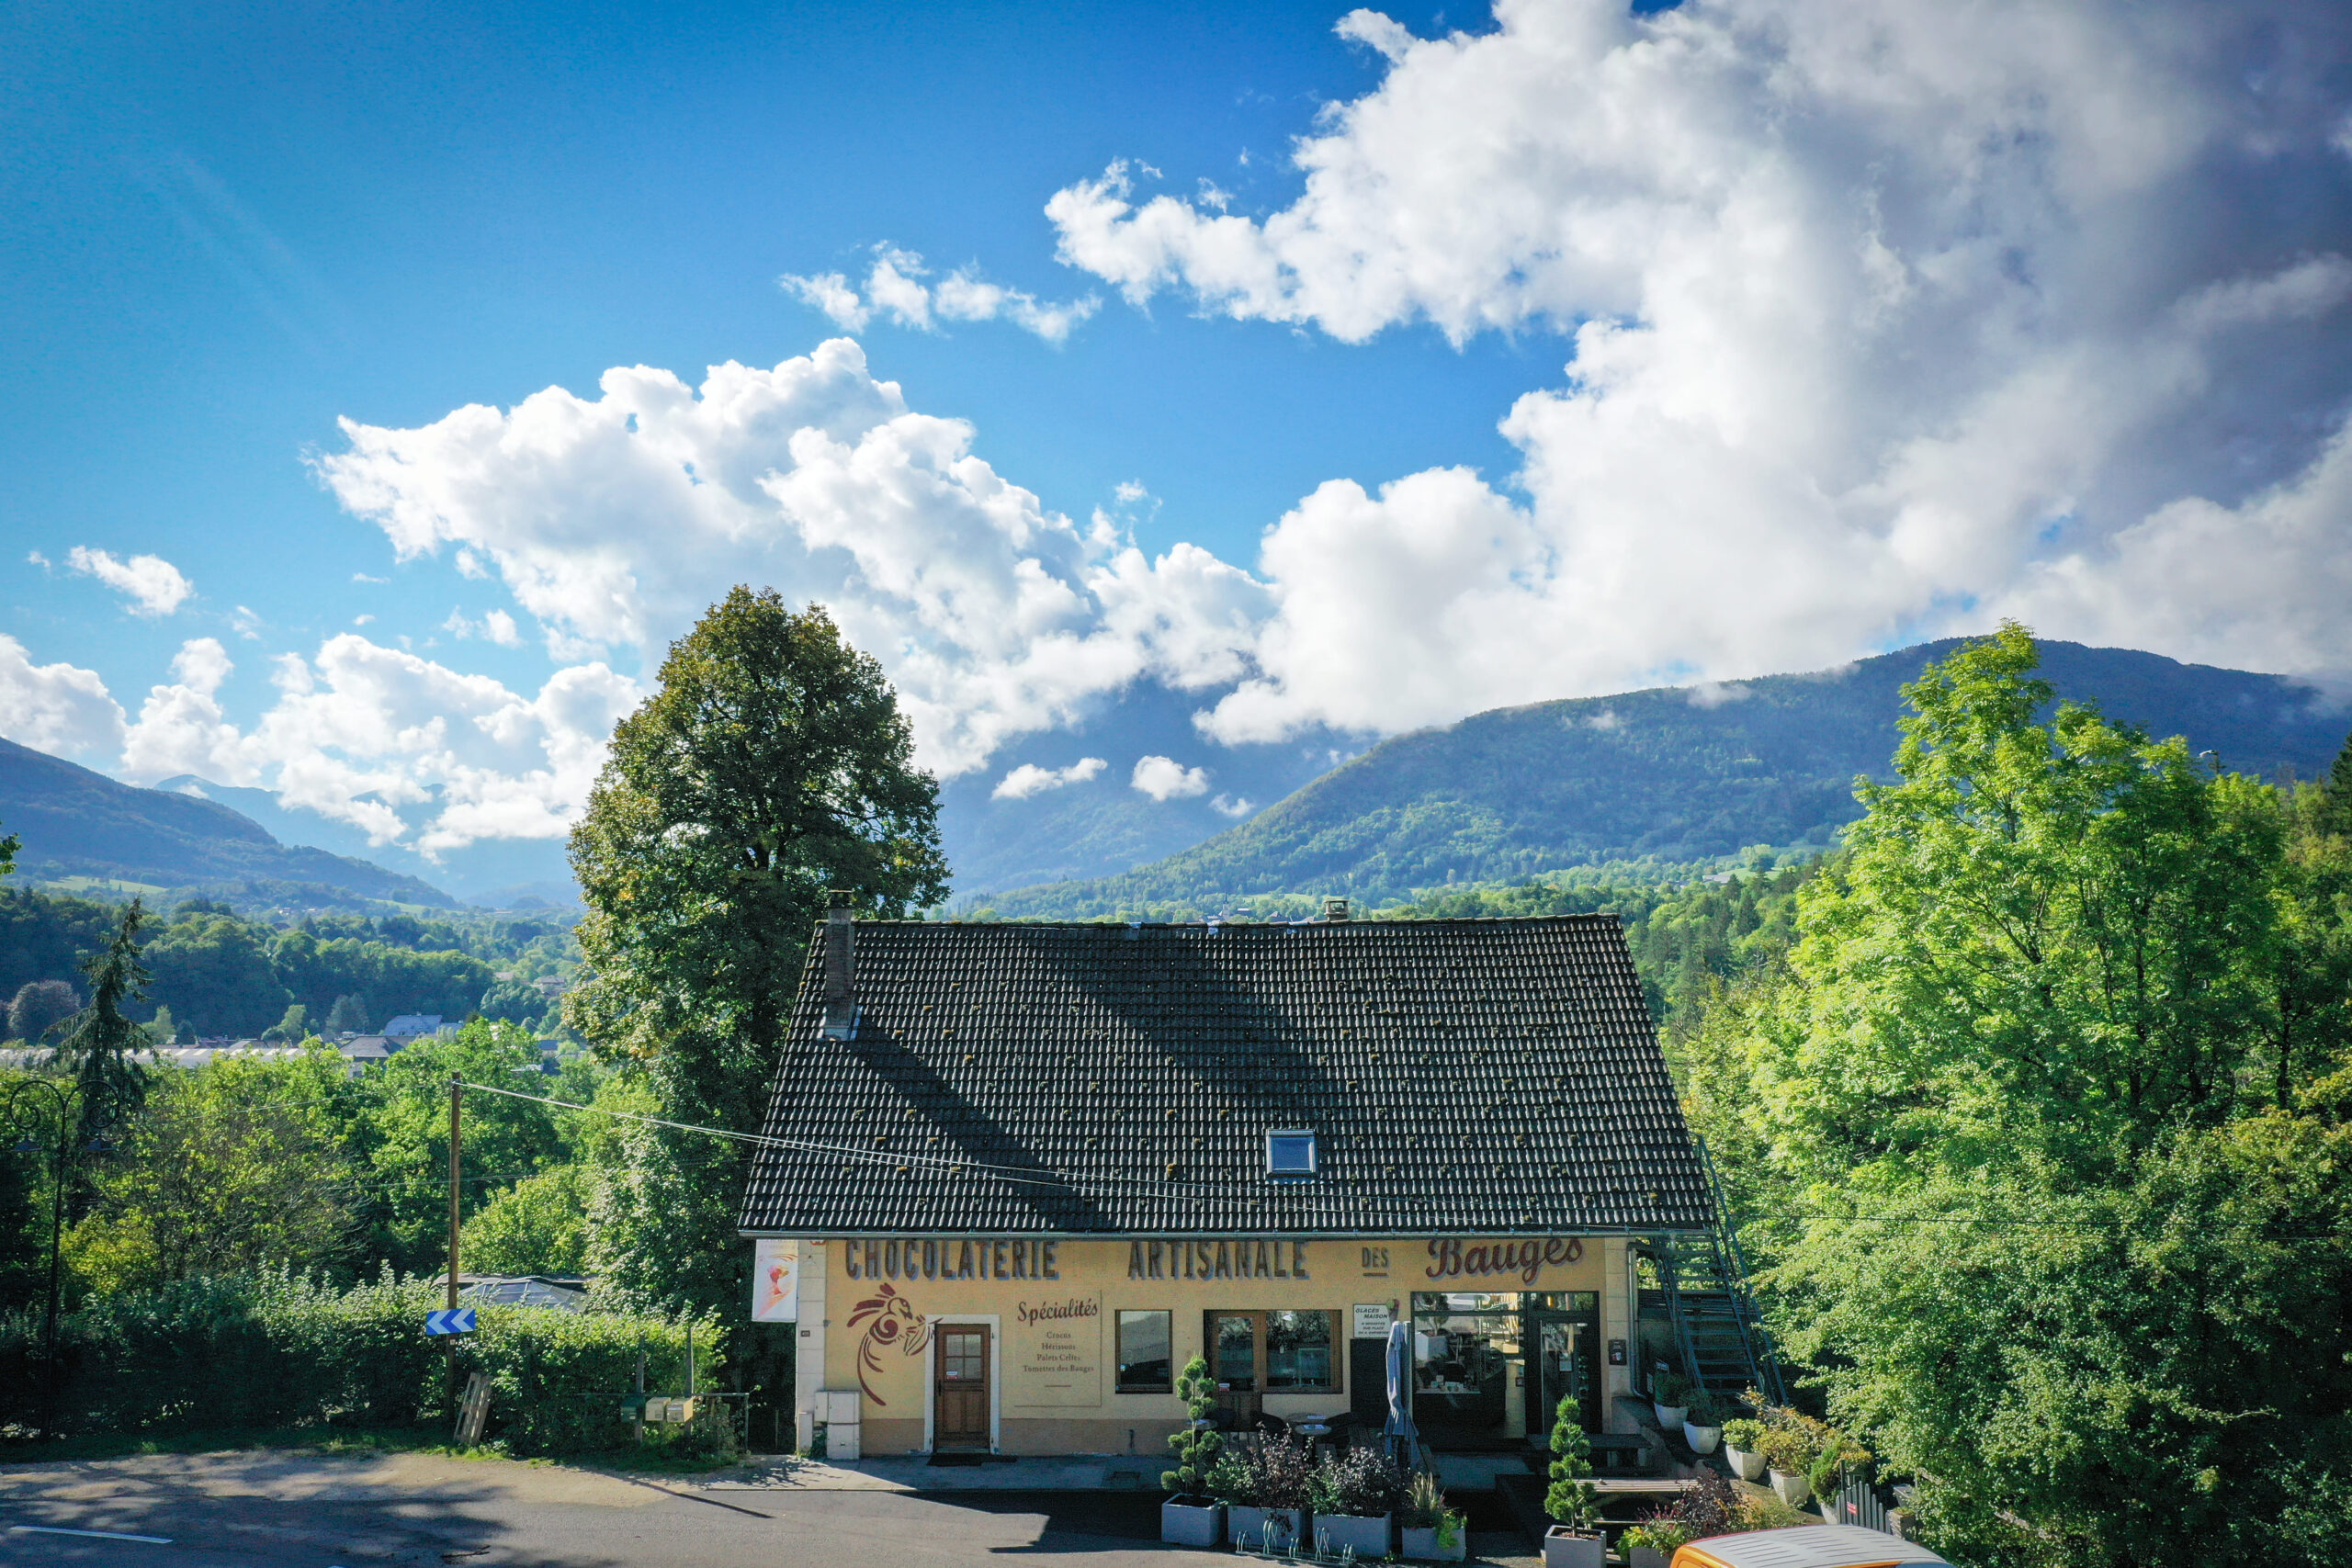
[447,1073,462,1412]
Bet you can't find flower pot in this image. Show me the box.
[1769,1470,1812,1507]
[1312,1511,1393,1559]
[1627,1547,1669,1568]
[1401,1522,1467,1562]
[1652,1402,1689,1431]
[1724,1445,1765,1482]
[1161,1496,1224,1547]
[1819,1497,1840,1526]
[1543,1525,1606,1568]
[1683,1421,1721,1455]
[1228,1506,1304,1552]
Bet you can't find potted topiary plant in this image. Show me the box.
[1307,1445,1405,1558]
[1159,1356,1225,1546]
[1620,1518,1693,1568]
[1542,1395,1604,1568]
[1720,1416,1767,1481]
[1650,1370,1690,1432]
[1398,1468,1467,1562]
[1227,1432,1312,1553]
[1759,1427,1814,1507]
[1681,1389,1723,1455]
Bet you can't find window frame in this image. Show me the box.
[1265,1128,1318,1179]
[1200,1308,1343,1395]
[1114,1308,1175,1393]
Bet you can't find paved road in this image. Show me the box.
[0,1451,1540,1567]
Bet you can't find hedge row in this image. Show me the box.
[0,1268,724,1455]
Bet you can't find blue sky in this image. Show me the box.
[3,0,2349,900]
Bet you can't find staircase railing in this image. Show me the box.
[1695,1136,1788,1406]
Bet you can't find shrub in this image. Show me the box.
[1401,1467,1448,1529]
[1205,1452,1251,1504]
[1623,1519,1695,1555]
[1241,1431,1317,1510]
[1651,1370,1690,1405]
[1722,1416,1767,1450]
[1759,1427,1815,1475]
[1544,1395,1600,1530]
[1684,1388,1723,1426]
[0,1266,710,1454]
[1160,1356,1221,1499]
[1308,1445,1407,1517]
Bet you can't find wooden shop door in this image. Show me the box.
[934,1325,991,1450]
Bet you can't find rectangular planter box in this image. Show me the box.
[1544,1527,1605,1568]
[1628,1547,1669,1568]
[1313,1511,1393,1558]
[1401,1522,1467,1562]
[1161,1497,1224,1548]
[1229,1506,1305,1552]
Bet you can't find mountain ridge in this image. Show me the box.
[979,639,2351,917]
[0,738,455,908]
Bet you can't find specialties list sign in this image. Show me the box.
[1009,1294,1102,1408]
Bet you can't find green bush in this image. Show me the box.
[0,1267,715,1455]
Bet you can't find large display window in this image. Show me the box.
[1410,1292,1600,1446]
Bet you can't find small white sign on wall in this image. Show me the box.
[752,1239,799,1323]
[1352,1302,1395,1339]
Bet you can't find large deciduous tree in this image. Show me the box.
[566,591,946,1314]
[1687,626,2352,1568]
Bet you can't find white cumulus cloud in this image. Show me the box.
[66,547,194,617]
[314,339,1269,776]
[991,756,1108,800]
[783,245,1100,344]
[0,636,127,760]
[1046,0,2352,737]
[1131,754,1211,800]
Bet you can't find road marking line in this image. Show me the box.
[9,1525,174,1544]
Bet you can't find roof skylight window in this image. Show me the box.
[1266,1129,1318,1180]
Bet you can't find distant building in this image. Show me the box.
[340,1035,394,1066]
[382,1014,445,1041]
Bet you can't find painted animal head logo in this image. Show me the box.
[846,1282,930,1405]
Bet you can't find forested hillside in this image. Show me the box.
[0,889,577,1041]
[0,738,453,909]
[985,639,2348,917]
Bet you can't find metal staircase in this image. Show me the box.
[1650,1139,1787,1405]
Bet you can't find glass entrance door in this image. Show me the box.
[1529,1312,1600,1439]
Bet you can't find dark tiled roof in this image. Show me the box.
[738,916,1712,1236]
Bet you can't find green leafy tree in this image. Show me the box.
[259,1003,308,1043]
[143,1005,183,1047]
[349,1020,561,1274]
[566,591,946,1314]
[459,1164,594,1276]
[322,992,371,1033]
[1544,1394,1600,1530]
[6,980,80,1043]
[143,910,290,1038]
[477,976,548,1026]
[1685,626,2352,1568]
[68,1046,357,1292]
[2319,727,2352,840]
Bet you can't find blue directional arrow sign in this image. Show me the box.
[425,1307,478,1336]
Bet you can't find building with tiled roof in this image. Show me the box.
[741,902,1715,1460]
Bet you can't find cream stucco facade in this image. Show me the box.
[786,1234,1639,1457]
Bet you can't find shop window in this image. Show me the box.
[1202,1310,1340,1393]
[1116,1310,1172,1393]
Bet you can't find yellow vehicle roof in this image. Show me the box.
[1670,1525,1951,1568]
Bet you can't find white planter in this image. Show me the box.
[1161,1497,1223,1548]
[1312,1511,1393,1559]
[1400,1521,1468,1562]
[1228,1506,1304,1552]
[1724,1445,1765,1482]
[1653,1402,1689,1430]
[1770,1470,1812,1507]
[1543,1526,1606,1568]
[1627,1548,1669,1568]
[1683,1421,1721,1455]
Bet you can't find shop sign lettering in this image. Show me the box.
[1125,1238,1311,1280]
[844,1236,1059,1282]
[1423,1236,1582,1284]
